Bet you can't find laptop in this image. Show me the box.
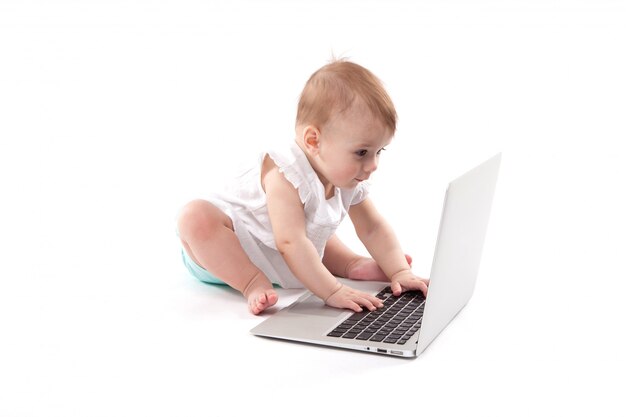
[250,153,501,357]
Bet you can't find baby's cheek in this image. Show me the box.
[341,165,358,177]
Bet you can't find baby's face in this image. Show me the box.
[315,105,393,190]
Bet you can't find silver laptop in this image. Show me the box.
[250,153,501,358]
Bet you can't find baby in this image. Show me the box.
[177,59,429,315]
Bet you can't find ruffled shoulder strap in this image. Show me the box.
[351,181,371,205]
[266,143,316,205]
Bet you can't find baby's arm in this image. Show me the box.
[263,164,383,312]
[349,198,429,297]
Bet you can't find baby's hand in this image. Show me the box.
[390,270,429,297]
[324,283,385,313]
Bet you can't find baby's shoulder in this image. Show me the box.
[262,153,304,193]
[260,154,281,188]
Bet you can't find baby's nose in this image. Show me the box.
[365,159,378,173]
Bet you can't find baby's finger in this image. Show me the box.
[357,291,384,308]
[367,294,385,308]
[401,279,428,296]
[355,295,379,311]
[391,281,403,296]
[412,280,428,296]
[345,300,364,313]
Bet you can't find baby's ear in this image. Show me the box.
[302,125,321,155]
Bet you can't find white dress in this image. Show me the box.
[206,142,370,288]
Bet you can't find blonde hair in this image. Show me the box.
[296,59,397,134]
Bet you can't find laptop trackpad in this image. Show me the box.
[288,295,345,318]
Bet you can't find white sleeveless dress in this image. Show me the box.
[206,142,370,288]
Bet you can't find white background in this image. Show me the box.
[1,1,625,416]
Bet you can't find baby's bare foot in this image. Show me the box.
[242,272,278,315]
[346,255,413,281]
[246,286,278,315]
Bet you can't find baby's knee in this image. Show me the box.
[177,199,223,240]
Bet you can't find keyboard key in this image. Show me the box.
[356,332,374,340]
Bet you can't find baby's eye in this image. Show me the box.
[376,147,387,155]
[356,150,368,157]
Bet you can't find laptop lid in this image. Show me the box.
[416,153,501,356]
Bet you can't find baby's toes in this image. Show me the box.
[257,292,268,304]
[266,290,278,305]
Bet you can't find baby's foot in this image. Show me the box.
[346,255,413,281]
[245,279,278,315]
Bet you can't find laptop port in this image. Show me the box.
[377,348,387,353]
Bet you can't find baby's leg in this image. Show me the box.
[177,199,277,314]
[322,234,412,281]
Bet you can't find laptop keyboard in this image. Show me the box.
[327,287,425,345]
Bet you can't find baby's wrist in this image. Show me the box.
[322,282,343,303]
[390,269,412,282]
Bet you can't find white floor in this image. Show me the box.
[2,1,625,416]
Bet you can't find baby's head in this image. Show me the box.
[296,59,397,136]
[296,60,397,189]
